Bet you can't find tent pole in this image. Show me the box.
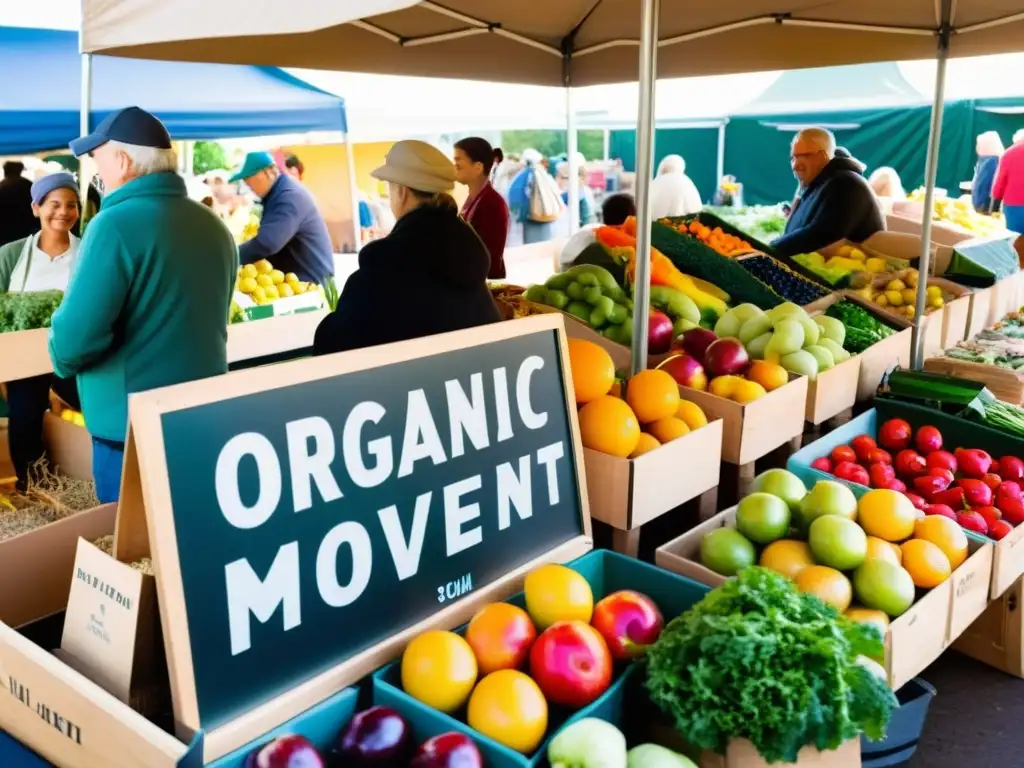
[343,132,361,253]
[79,52,92,205]
[567,87,580,233]
[716,120,727,193]
[910,13,951,370]
[630,0,660,376]
[603,128,611,162]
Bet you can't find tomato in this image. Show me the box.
[830,445,857,465]
[467,670,548,754]
[851,435,877,462]
[401,631,478,714]
[465,603,537,675]
[878,419,912,451]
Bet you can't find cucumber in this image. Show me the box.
[523,284,547,303]
[575,272,599,287]
[608,303,628,325]
[583,285,604,305]
[545,273,572,291]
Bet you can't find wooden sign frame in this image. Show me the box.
[115,313,592,762]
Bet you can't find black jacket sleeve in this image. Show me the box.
[773,177,876,257]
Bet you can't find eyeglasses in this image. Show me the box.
[791,150,825,164]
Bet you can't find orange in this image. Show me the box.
[577,396,641,457]
[468,670,548,754]
[629,432,661,458]
[731,379,767,404]
[401,631,478,713]
[900,539,951,589]
[759,539,815,580]
[857,489,917,542]
[646,417,691,443]
[865,536,902,566]
[524,564,594,629]
[845,607,890,637]
[567,339,616,404]
[465,603,537,675]
[795,565,853,612]
[675,399,708,430]
[626,369,681,423]
[708,375,744,399]
[914,515,968,570]
[746,360,789,392]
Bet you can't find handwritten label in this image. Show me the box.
[956,571,976,598]
[6,675,82,744]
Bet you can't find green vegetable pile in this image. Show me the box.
[0,290,63,333]
[645,567,895,764]
[525,265,637,345]
[825,299,897,354]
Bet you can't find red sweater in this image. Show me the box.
[993,144,1024,207]
[462,183,510,279]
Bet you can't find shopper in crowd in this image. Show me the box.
[454,136,509,279]
[232,151,334,283]
[284,153,305,182]
[50,107,237,503]
[558,192,637,271]
[314,140,499,355]
[868,166,906,200]
[773,127,884,258]
[973,131,1005,215]
[557,156,596,231]
[489,147,504,185]
[993,135,1024,234]
[508,149,564,244]
[0,173,82,490]
[0,161,39,247]
[649,154,703,220]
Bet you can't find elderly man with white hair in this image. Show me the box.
[772,127,884,257]
[649,154,703,220]
[49,106,237,503]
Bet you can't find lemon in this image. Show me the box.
[285,272,299,284]
[72,412,86,427]
[242,264,258,279]
[238,277,258,294]
[885,290,903,307]
[926,285,942,298]
[256,274,273,288]
[255,259,273,274]
[875,294,889,308]
[270,269,285,285]
[886,279,906,291]
[278,283,295,298]
[901,289,917,305]
[251,285,267,303]
[929,296,944,309]
[263,284,280,301]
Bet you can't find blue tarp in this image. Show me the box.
[0,26,347,155]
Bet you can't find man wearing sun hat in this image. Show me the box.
[231,151,334,283]
[48,106,237,503]
[313,140,499,355]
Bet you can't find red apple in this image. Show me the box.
[867,449,892,465]
[928,467,955,485]
[997,494,1024,525]
[975,506,1002,530]
[925,503,957,520]
[851,435,877,462]
[914,425,943,455]
[886,478,908,493]
[925,450,957,474]
[956,478,993,507]
[410,733,483,768]
[648,310,675,355]
[336,706,411,765]
[990,520,1014,540]
[529,621,613,709]
[703,338,749,378]
[868,462,895,489]
[982,473,1004,491]
[657,354,707,391]
[905,492,928,511]
[957,510,989,536]
[878,418,912,451]
[955,448,993,479]
[591,590,665,661]
[834,461,869,486]
[831,445,857,465]
[811,457,832,474]
[247,735,325,768]
[894,450,927,478]
[999,455,1024,482]
[931,487,966,510]
[678,327,718,364]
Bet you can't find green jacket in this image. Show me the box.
[48,172,238,442]
[0,237,26,293]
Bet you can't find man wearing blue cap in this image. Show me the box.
[49,106,238,503]
[231,151,334,283]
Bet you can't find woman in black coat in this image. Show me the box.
[314,141,500,356]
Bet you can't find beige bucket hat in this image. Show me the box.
[371,140,456,194]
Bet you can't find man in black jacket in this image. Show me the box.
[773,128,884,257]
[0,161,39,247]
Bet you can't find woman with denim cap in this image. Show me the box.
[0,173,82,490]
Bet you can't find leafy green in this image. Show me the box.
[644,567,895,764]
[320,276,340,312]
[825,300,897,354]
[0,290,63,333]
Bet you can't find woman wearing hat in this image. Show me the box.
[313,140,500,355]
[0,173,82,490]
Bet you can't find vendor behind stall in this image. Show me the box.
[773,128,884,257]
[50,106,238,503]
[0,173,82,490]
[313,140,499,355]
[231,151,334,284]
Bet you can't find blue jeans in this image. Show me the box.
[92,438,124,504]
[1004,204,1024,236]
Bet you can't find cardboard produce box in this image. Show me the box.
[954,574,1024,678]
[655,506,992,691]
[0,314,598,767]
[702,738,860,768]
[42,411,93,482]
[0,328,52,382]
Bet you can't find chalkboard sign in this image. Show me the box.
[129,316,589,732]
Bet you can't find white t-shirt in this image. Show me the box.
[9,233,80,293]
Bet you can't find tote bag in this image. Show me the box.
[529,170,566,223]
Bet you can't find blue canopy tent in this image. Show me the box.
[0,25,348,154]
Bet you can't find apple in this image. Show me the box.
[925,503,957,520]
[797,480,858,531]
[997,494,1024,525]
[925,450,957,474]
[955,448,993,478]
[247,735,325,768]
[999,455,1024,482]
[975,506,1002,530]
[867,448,892,464]
[868,462,895,489]
[657,354,707,391]
[894,450,927,478]
[878,418,912,451]
[831,445,857,465]
[811,457,832,474]
[591,590,665,660]
[851,435,877,462]
[990,520,1014,540]
[410,733,483,768]
[679,327,718,363]
[905,492,927,511]
[750,468,808,511]
[958,510,989,536]
[914,425,943,455]
[529,621,613,708]
[336,706,411,765]
[648,310,675,355]
[834,461,869,486]
[703,338,749,378]
[956,478,993,507]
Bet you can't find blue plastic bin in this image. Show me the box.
[861,677,936,767]
[788,409,878,491]
[372,549,710,768]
